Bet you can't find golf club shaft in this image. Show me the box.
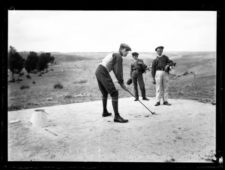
[126,89,155,114]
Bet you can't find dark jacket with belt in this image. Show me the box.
[151,55,173,79]
[130,59,147,77]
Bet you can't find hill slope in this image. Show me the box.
[8,51,216,111]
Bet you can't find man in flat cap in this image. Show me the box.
[95,43,131,123]
[151,46,173,106]
[130,52,149,101]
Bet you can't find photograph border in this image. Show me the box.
[1,0,224,169]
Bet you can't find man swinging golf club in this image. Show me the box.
[95,43,131,123]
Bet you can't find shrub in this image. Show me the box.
[26,75,31,79]
[54,83,63,89]
[64,95,74,99]
[19,72,24,77]
[8,105,23,111]
[20,85,30,90]
[31,70,38,74]
[16,78,23,82]
[9,79,15,83]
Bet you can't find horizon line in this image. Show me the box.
[18,50,217,53]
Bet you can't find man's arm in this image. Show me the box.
[113,56,128,91]
[130,64,133,78]
[151,59,157,79]
[165,55,173,64]
[139,59,147,73]
[113,55,124,85]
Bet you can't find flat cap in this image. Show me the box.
[132,52,139,56]
[120,43,131,51]
[155,46,164,51]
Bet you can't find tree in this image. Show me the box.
[25,51,39,75]
[48,54,55,64]
[37,52,54,72]
[37,53,48,71]
[46,53,55,64]
[8,46,25,81]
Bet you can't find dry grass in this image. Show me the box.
[8,52,216,111]
[20,85,30,90]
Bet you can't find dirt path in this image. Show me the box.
[8,97,215,162]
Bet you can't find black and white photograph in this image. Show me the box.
[5,10,222,164]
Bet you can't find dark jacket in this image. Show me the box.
[130,59,147,77]
[151,55,173,79]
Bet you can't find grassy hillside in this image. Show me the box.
[8,52,216,111]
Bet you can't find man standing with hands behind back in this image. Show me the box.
[151,46,173,106]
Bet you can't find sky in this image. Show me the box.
[8,11,217,52]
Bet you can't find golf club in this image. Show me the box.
[125,88,156,115]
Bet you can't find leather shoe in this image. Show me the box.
[163,101,171,106]
[102,112,112,117]
[155,102,160,106]
[114,115,128,123]
[142,97,149,101]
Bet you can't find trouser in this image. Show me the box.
[132,71,146,99]
[95,65,120,116]
[95,65,119,101]
[155,70,169,102]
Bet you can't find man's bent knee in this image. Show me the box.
[111,90,119,101]
[102,94,108,100]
